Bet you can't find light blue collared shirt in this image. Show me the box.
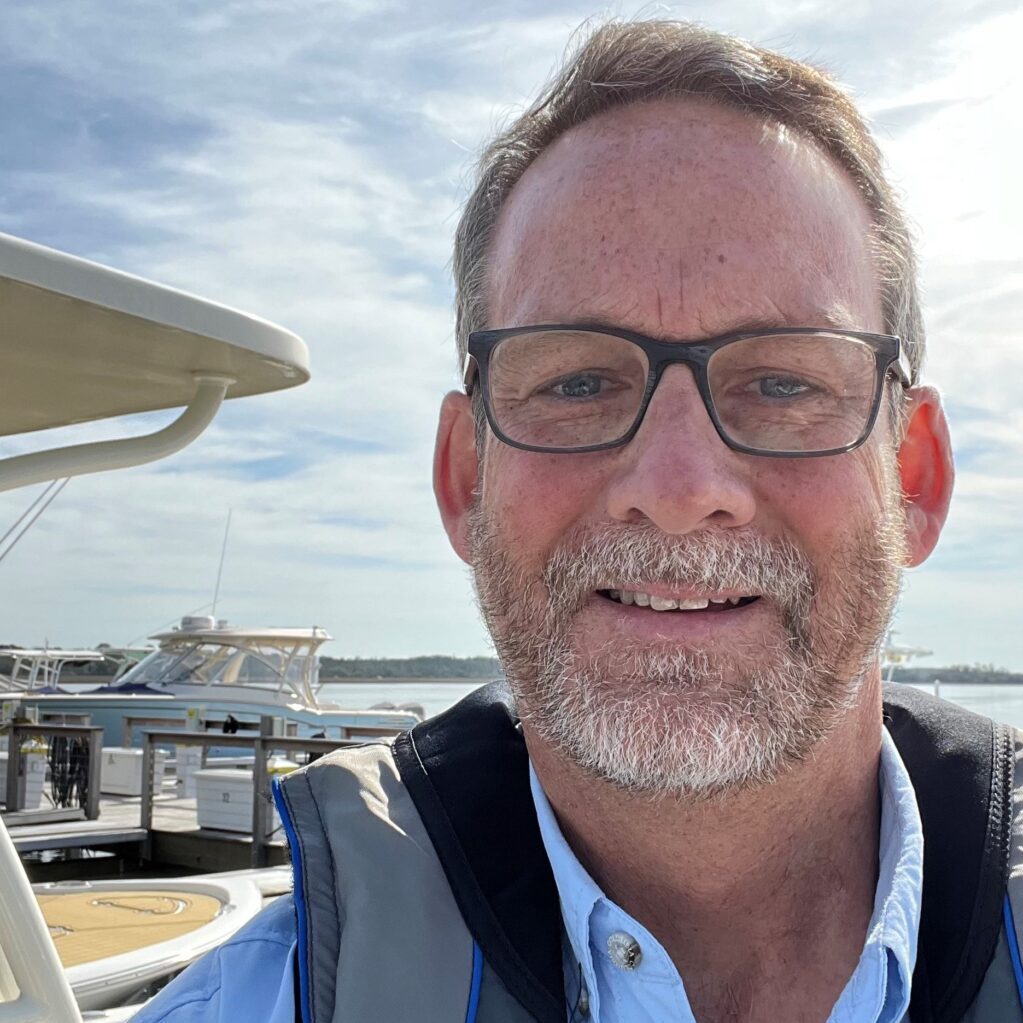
[530,729,924,1022]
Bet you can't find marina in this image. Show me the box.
[1,722,373,874]
[0,161,1016,1018]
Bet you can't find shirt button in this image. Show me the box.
[607,930,643,970]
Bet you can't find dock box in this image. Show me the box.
[100,747,167,797]
[0,748,47,809]
[194,760,297,836]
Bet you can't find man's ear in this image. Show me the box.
[897,386,954,567]
[434,391,480,565]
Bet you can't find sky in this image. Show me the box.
[0,0,1020,670]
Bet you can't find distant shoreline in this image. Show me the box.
[37,667,1023,687]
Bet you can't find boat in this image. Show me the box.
[0,648,109,694]
[882,631,933,683]
[17,615,422,747]
[35,872,266,1010]
[0,227,310,1022]
[81,1008,142,1022]
[69,868,291,1021]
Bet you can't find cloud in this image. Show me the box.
[1,0,1020,671]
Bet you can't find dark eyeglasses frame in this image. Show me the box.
[463,324,912,458]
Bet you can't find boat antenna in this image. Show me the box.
[211,508,232,619]
[0,477,70,567]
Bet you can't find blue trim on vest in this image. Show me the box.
[274,775,312,1023]
[466,940,483,1023]
[1003,893,1023,1011]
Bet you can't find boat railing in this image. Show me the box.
[138,725,369,867]
[117,712,297,747]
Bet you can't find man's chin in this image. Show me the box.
[514,650,857,798]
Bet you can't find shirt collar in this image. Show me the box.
[844,728,923,1022]
[529,728,923,1022]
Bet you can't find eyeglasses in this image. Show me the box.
[463,324,911,458]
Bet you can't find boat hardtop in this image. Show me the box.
[107,615,333,709]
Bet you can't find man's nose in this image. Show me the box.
[604,364,757,534]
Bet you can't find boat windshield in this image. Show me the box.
[115,638,321,705]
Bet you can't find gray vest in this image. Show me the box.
[274,683,1023,1023]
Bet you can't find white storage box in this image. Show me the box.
[100,746,167,797]
[195,759,296,835]
[0,747,47,809]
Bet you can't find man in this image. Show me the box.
[137,19,1022,1023]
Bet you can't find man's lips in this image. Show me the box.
[597,587,761,613]
[577,589,767,643]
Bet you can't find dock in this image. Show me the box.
[8,790,287,870]
[1,723,371,878]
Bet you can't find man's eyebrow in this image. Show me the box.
[543,307,865,338]
[718,311,859,333]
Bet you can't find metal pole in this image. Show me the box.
[0,477,69,566]
[0,375,232,492]
[84,727,103,820]
[211,509,232,620]
[5,726,22,812]
[251,736,269,868]
[140,732,155,859]
[251,716,275,867]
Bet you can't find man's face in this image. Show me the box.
[457,100,918,796]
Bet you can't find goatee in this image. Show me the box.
[469,508,906,798]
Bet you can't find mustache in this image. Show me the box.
[541,523,816,615]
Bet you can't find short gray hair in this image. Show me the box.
[453,19,923,413]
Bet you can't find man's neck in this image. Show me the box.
[526,676,884,1023]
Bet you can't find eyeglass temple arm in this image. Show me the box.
[462,353,477,394]
[895,343,913,388]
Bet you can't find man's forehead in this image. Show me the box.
[486,97,879,334]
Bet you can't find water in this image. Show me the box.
[906,683,1023,728]
[323,680,1023,727]
[320,681,486,719]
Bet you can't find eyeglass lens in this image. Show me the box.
[486,330,879,453]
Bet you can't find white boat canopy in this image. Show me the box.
[0,231,310,491]
[149,626,332,647]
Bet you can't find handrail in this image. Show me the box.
[139,726,367,866]
[0,820,82,1021]
[0,375,232,493]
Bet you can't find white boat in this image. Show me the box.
[0,648,108,694]
[81,1008,142,1022]
[882,631,933,683]
[35,873,266,1010]
[18,614,421,747]
[0,228,309,1023]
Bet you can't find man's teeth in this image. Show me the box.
[607,590,746,611]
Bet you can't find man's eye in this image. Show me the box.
[552,374,605,398]
[756,376,812,399]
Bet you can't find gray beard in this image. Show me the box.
[469,508,906,799]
